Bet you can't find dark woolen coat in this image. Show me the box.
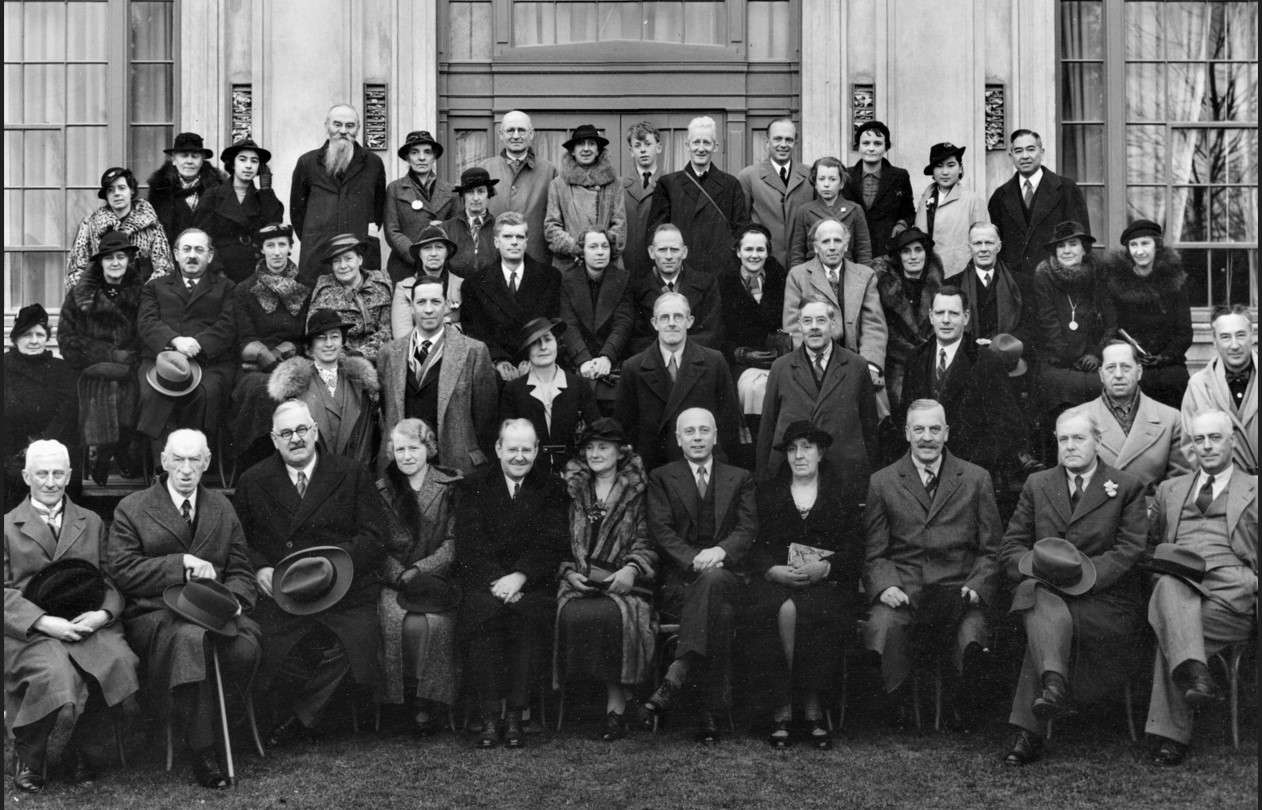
[290,141,387,281]
[845,158,917,260]
[1033,253,1118,409]
[3,350,78,463]
[869,253,944,410]
[445,212,498,280]
[193,183,285,283]
[232,265,311,354]
[461,255,562,365]
[383,173,459,282]
[647,164,749,278]
[1101,247,1192,365]
[232,452,386,692]
[987,168,1092,280]
[498,368,600,451]
[146,162,226,249]
[716,255,788,370]
[558,262,636,371]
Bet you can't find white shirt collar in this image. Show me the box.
[936,338,964,369]
[920,454,943,479]
[285,453,318,487]
[1196,465,1233,502]
[660,343,685,368]
[1065,459,1098,490]
[504,474,526,497]
[167,480,198,514]
[691,458,714,480]
[808,341,832,367]
[1021,168,1044,195]
[501,261,524,286]
[413,326,444,351]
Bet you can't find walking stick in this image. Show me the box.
[211,644,236,786]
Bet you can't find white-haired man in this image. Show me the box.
[477,110,558,265]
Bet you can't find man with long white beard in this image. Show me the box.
[291,104,387,283]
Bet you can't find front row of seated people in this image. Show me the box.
[5,389,1255,791]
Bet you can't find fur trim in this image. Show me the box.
[70,267,144,315]
[1035,252,1100,292]
[267,354,380,403]
[341,355,381,397]
[146,162,225,199]
[1102,247,1187,306]
[83,199,162,240]
[559,152,619,187]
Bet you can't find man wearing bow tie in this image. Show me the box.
[1181,305,1258,475]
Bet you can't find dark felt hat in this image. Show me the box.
[304,308,354,340]
[398,130,444,160]
[97,167,137,200]
[773,420,834,453]
[145,350,203,397]
[452,167,500,195]
[1119,219,1163,246]
[221,138,272,167]
[395,571,462,614]
[1140,544,1214,599]
[1018,537,1097,597]
[254,222,294,246]
[272,546,354,616]
[577,417,628,447]
[923,143,966,175]
[988,333,1028,377]
[562,124,610,152]
[164,132,214,158]
[890,227,934,256]
[319,233,369,264]
[162,578,240,637]
[23,559,107,620]
[11,303,50,343]
[409,223,459,263]
[516,317,566,358]
[90,229,140,263]
[1044,220,1095,251]
[735,222,774,252]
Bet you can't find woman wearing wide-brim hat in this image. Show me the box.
[446,166,501,278]
[1099,218,1193,408]
[66,166,175,288]
[544,124,627,271]
[1032,220,1118,414]
[390,223,466,339]
[498,316,599,476]
[193,138,285,283]
[384,130,459,284]
[913,142,989,277]
[868,226,945,411]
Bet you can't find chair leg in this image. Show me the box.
[911,671,923,731]
[165,716,174,772]
[933,658,944,732]
[114,710,128,769]
[1229,646,1243,752]
[374,702,381,733]
[837,653,848,733]
[556,686,565,732]
[1123,679,1137,742]
[448,707,457,733]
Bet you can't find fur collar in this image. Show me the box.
[559,152,618,187]
[564,452,647,506]
[379,460,461,503]
[71,265,144,313]
[84,199,162,239]
[1101,247,1187,304]
[1035,251,1100,292]
[146,162,225,198]
[268,354,381,402]
[311,270,393,315]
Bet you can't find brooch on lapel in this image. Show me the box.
[1103,480,1118,498]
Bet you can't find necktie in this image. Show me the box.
[186,278,197,292]
[1022,179,1034,209]
[745,274,762,303]
[296,472,307,498]
[667,352,678,383]
[512,481,520,501]
[696,466,708,500]
[470,216,483,237]
[642,171,651,189]
[33,501,62,537]
[1195,475,1215,513]
[813,351,826,380]
[1069,475,1084,509]
[981,271,992,288]
[780,166,789,186]
[827,268,839,289]
[509,270,519,294]
[666,281,675,293]
[181,499,193,526]
[413,339,432,384]
[924,467,938,500]
[937,347,948,382]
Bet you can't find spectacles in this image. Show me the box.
[273,424,315,441]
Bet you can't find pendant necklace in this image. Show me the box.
[1066,295,1079,331]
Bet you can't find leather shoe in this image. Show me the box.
[767,719,791,749]
[12,755,45,793]
[637,679,680,727]
[190,746,229,790]
[808,718,832,751]
[1181,662,1219,709]
[267,715,308,749]
[65,747,98,784]
[1032,672,1071,721]
[91,449,111,486]
[696,711,720,745]
[1002,729,1043,766]
[599,711,627,742]
[412,715,443,737]
[476,713,500,749]
[503,711,524,749]
[1151,737,1188,767]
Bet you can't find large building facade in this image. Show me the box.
[5,0,1258,363]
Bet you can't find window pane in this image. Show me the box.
[1126,185,1165,225]
[131,2,174,60]
[3,190,17,248]
[454,129,490,171]
[1061,124,1105,183]
[1082,186,1105,237]
[130,63,172,122]
[129,125,171,175]
[4,64,20,122]
[749,1,792,60]
[1164,2,1210,61]
[1125,63,1165,120]
[1211,186,1258,242]
[1125,2,1163,60]
[23,190,63,246]
[67,1,108,62]
[1224,128,1257,185]
[1172,185,1209,242]
[4,130,20,188]
[1126,125,1165,182]
[646,2,685,44]
[1060,1,1103,60]
[1170,128,1209,185]
[67,64,108,123]
[1209,248,1256,305]
[22,1,65,61]
[8,252,67,310]
[1212,63,1257,122]
[66,126,108,187]
[1168,64,1209,123]
[1210,3,1258,60]
[5,2,24,60]
[683,2,723,45]
[67,189,100,241]
[24,64,66,124]
[23,129,64,187]
[1061,63,1104,120]
[556,2,597,44]
[1179,248,1210,306]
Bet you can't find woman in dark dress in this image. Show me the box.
[843,121,917,260]
[555,418,656,741]
[194,138,284,283]
[747,421,864,750]
[869,227,944,412]
[229,223,311,467]
[1101,219,1193,408]
[57,230,146,485]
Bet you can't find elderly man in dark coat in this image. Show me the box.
[107,429,261,790]
[290,104,387,282]
[231,399,386,746]
[5,440,139,793]
[999,406,1147,766]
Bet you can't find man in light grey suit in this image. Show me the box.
[377,278,498,473]
[1144,410,1257,766]
[737,118,813,269]
[1083,340,1190,495]
[621,121,662,280]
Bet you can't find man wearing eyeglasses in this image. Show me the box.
[231,400,386,748]
[136,228,239,450]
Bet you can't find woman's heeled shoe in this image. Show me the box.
[768,719,792,749]
[807,718,832,750]
[599,711,627,741]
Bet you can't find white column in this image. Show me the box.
[800,0,845,161]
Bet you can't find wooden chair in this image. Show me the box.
[1209,643,1249,751]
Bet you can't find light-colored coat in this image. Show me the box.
[1181,352,1259,475]
[544,153,627,263]
[782,257,888,373]
[914,182,989,278]
[1083,393,1191,494]
[737,159,813,269]
[1149,471,1257,575]
[478,149,558,265]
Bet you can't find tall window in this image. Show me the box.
[3,0,175,316]
[1060,0,1258,309]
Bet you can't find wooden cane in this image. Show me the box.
[211,645,236,786]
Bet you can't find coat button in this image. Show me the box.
[286,542,293,548]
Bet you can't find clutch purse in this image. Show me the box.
[787,542,831,567]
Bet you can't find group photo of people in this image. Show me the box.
[4,102,1256,801]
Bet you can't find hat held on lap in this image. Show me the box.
[23,559,107,620]
[1018,537,1096,596]
[146,350,203,397]
[272,546,354,616]
[163,578,241,637]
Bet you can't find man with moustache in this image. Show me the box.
[477,110,558,265]
[291,104,387,282]
[628,224,723,353]
[1181,305,1258,475]
[737,118,813,269]
[147,132,224,248]
[622,121,664,279]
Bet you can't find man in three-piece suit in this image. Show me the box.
[461,211,561,380]
[757,297,879,481]
[1181,305,1258,476]
[1144,410,1257,766]
[640,407,757,744]
[844,121,916,260]
[863,401,1001,723]
[999,407,1148,766]
[135,228,238,441]
[628,225,722,353]
[737,118,813,270]
[378,278,499,473]
[615,292,741,471]
[622,121,663,281]
[1083,340,1190,494]
[232,400,386,746]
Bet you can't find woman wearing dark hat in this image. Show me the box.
[147,132,225,248]
[1101,219,1193,407]
[384,130,458,284]
[544,124,627,270]
[844,120,917,259]
[56,230,147,485]
[3,305,79,510]
[390,223,465,338]
[229,223,312,468]
[268,308,380,465]
[306,234,394,363]
[913,143,988,277]
[375,418,462,733]
[66,167,174,287]
[193,138,284,283]
[747,421,864,750]
[1033,221,1118,413]
[785,156,873,267]
[446,166,500,279]
[554,418,655,740]
[869,227,945,410]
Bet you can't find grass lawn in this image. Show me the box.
[7,703,1256,810]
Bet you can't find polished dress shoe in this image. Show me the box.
[807,718,832,751]
[1151,737,1188,767]
[503,712,524,749]
[696,711,720,745]
[65,747,99,784]
[191,746,229,789]
[91,448,112,486]
[412,715,443,737]
[599,711,627,742]
[1180,661,1220,709]
[1002,729,1043,766]
[767,719,791,749]
[1032,672,1071,720]
[12,754,45,793]
[637,679,680,726]
[476,713,500,749]
[267,715,309,749]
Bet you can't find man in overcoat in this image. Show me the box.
[231,400,386,746]
[107,429,260,789]
[290,104,387,282]
[628,224,722,353]
[477,110,558,265]
[737,118,813,269]
[378,278,499,473]
[999,407,1147,765]
[1143,410,1257,765]
[1181,305,1258,475]
[5,440,139,792]
[621,121,663,280]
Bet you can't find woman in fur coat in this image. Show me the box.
[544,124,628,271]
[1101,219,1193,408]
[146,132,225,249]
[868,227,944,412]
[268,308,380,466]
[306,236,394,364]
[66,168,173,287]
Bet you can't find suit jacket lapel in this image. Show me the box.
[663,343,704,422]
[565,271,595,330]
[926,455,962,522]
[870,160,898,206]
[897,455,932,513]
[1226,474,1251,541]
[188,488,225,558]
[1164,475,1194,538]
[817,344,848,405]
[1116,397,1163,467]
[1000,177,1026,233]
[1029,172,1062,231]
[593,268,626,331]
[1070,466,1110,523]
[670,462,699,527]
[436,327,466,428]
[806,262,839,309]
[640,346,673,408]
[1042,469,1074,525]
[713,464,736,530]
[293,459,344,526]
[149,481,194,550]
[16,501,57,560]
[52,502,89,561]
[624,176,655,203]
[686,173,710,219]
